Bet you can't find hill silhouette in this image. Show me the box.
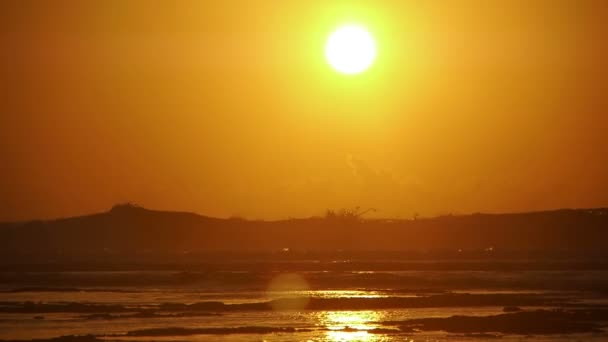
[1,204,607,262]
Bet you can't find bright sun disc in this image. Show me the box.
[326,25,376,75]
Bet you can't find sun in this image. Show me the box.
[325,25,376,75]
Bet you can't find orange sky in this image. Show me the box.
[1,1,607,220]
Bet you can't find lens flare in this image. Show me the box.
[266,273,310,311]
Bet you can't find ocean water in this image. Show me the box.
[1,267,607,341]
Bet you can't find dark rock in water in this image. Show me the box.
[7,288,82,293]
[0,293,568,314]
[48,337,99,342]
[334,327,400,334]
[461,333,502,339]
[0,301,132,314]
[503,306,522,312]
[80,313,114,320]
[388,309,607,335]
[78,311,220,321]
[126,326,306,336]
[0,335,101,342]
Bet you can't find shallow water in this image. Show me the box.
[1,269,607,341]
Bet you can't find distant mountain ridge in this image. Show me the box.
[1,204,607,257]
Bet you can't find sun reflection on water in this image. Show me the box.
[267,290,387,300]
[321,310,382,330]
[325,330,378,342]
[311,290,387,299]
[317,310,392,341]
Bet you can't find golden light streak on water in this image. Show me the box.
[318,310,394,342]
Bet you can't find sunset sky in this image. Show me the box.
[1,1,607,221]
